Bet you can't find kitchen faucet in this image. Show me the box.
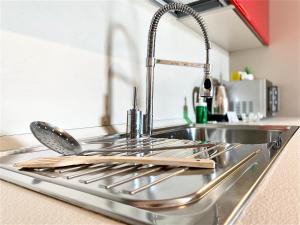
[127,3,213,137]
[144,3,213,135]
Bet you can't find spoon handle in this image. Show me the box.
[15,155,215,169]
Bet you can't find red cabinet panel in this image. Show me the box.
[232,0,269,45]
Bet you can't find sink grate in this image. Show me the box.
[26,138,241,196]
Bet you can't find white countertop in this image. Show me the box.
[1,117,300,225]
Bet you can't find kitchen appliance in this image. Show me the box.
[226,79,278,118]
[211,84,229,114]
[196,77,229,122]
[206,84,229,122]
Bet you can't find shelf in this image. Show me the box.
[180,6,264,52]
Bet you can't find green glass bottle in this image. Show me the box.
[195,97,208,124]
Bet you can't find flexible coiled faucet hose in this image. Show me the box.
[147,3,211,65]
[144,3,212,135]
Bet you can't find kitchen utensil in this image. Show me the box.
[15,155,215,169]
[30,121,215,156]
[30,121,89,155]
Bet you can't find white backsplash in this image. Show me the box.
[0,0,229,135]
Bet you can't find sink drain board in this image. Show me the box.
[2,137,261,209]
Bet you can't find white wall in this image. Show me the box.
[230,0,300,117]
[0,0,229,135]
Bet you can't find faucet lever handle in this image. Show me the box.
[133,86,137,109]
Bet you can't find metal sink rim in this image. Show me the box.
[0,124,298,225]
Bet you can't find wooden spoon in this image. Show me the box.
[15,155,215,169]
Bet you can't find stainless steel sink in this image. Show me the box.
[153,124,287,144]
[0,124,298,225]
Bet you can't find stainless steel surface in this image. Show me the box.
[126,87,143,139]
[153,125,284,144]
[226,79,274,118]
[144,2,212,135]
[30,121,83,155]
[212,84,229,115]
[0,124,298,225]
[155,58,207,68]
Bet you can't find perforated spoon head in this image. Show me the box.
[30,121,82,155]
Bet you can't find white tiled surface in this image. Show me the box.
[0,0,229,135]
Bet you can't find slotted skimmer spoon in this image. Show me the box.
[30,121,215,156]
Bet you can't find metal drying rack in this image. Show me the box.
[28,137,241,196]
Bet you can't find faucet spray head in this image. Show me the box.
[201,64,213,98]
[201,75,213,97]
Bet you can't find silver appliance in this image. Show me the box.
[212,84,229,115]
[226,79,279,118]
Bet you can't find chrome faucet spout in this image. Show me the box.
[144,3,213,135]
